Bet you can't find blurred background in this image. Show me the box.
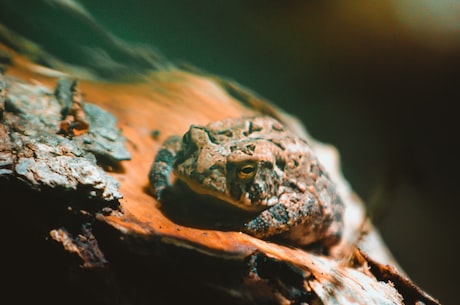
[0,1,458,304]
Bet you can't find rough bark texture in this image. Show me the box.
[0,35,440,305]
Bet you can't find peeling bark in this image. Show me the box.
[0,73,129,202]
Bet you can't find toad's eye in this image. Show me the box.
[237,163,257,180]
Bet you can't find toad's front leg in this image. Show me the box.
[149,135,182,201]
[242,187,344,248]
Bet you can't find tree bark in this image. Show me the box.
[0,33,439,305]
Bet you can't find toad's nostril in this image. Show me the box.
[209,163,224,173]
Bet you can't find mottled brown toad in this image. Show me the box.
[149,116,344,248]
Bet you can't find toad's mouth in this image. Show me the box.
[176,174,269,213]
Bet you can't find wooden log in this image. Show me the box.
[0,30,439,305]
